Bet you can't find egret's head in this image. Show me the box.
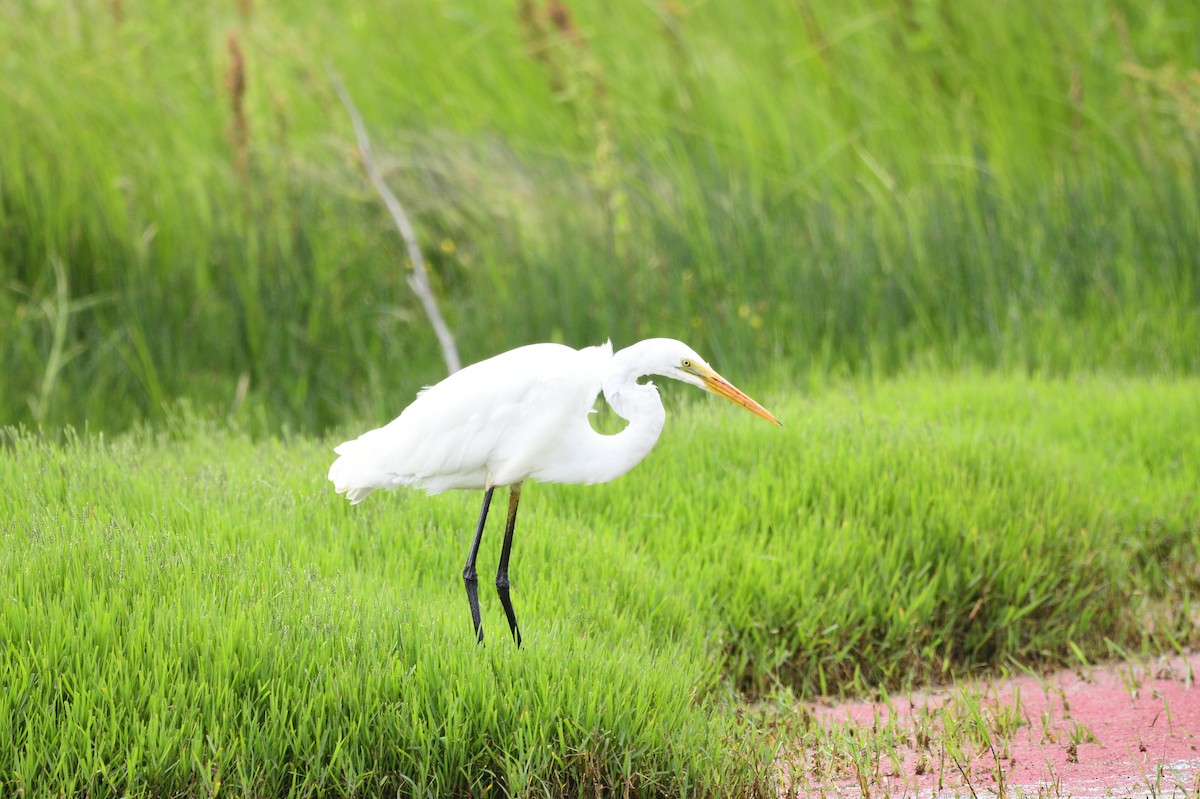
[665,344,711,390]
[648,339,781,426]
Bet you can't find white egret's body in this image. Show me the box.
[329,341,661,498]
[328,338,778,645]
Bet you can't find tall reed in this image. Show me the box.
[1,0,1196,431]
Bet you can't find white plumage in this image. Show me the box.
[328,337,778,645]
[328,341,607,500]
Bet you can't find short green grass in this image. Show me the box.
[3,374,1198,797]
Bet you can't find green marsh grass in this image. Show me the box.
[3,374,1198,796]
[3,1,1199,430]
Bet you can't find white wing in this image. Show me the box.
[328,342,612,502]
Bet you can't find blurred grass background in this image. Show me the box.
[3,0,1197,431]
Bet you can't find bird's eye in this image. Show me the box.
[681,359,693,369]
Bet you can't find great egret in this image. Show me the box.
[328,338,779,646]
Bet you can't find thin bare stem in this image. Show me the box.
[326,63,461,374]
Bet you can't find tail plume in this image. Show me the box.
[328,439,386,504]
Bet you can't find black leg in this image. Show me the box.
[495,482,523,647]
[462,487,494,644]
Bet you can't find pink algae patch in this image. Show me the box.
[781,653,1200,797]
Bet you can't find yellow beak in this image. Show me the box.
[698,368,781,426]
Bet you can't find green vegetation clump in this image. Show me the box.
[2,1,1198,430]
[3,376,1198,796]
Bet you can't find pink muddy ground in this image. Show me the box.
[786,653,1200,797]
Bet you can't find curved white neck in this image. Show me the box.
[586,378,666,482]
[531,347,667,486]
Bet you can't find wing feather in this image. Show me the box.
[328,342,611,501]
